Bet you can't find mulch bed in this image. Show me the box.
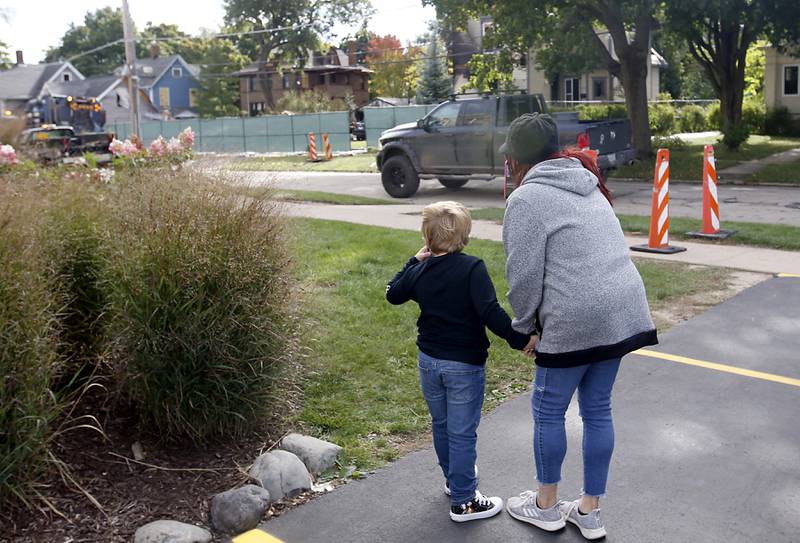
[0,408,289,543]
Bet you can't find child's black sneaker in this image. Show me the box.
[449,490,503,522]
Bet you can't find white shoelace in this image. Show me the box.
[516,490,538,507]
[473,490,493,507]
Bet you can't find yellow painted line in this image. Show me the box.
[233,529,286,543]
[776,273,800,278]
[634,349,800,388]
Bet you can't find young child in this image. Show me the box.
[386,201,535,522]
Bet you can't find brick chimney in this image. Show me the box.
[15,50,24,65]
[347,41,357,66]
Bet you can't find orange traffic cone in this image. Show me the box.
[322,132,333,161]
[631,149,687,254]
[308,132,319,161]
[687,145,736,239]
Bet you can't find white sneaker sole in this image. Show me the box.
[450,501,503,523]
[506,504,566,532]
[567,516,607,540]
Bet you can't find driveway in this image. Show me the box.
[261,277,800,542]
[232,171,800,226]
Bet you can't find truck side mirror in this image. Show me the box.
[416,118,425,129]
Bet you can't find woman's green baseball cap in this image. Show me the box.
[499,112,560,165]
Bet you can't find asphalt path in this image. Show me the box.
[262,277,800,543]
[234,171,800,226]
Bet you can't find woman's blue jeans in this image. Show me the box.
[532,358,621,497]
[418,351,485,506]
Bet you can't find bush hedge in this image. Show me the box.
[0,165,295,507]
[765,106,800,136]
[677,104,709,133]
[648,103,677,136]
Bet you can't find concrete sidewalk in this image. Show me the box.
[283,203,800,275]
[263,277,800,543]
[720,147,800,180]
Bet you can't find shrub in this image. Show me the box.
[742,98,766,134]
[577,104,609,120]
[677,104,708,133]
[648,103,676,136]
[606,103,629,119]
[652,135,687,150]
[106,170,295,441]
[706,102,722,130]
[0,183,59,507]
[765,106,799,136]
[721,123,751,150]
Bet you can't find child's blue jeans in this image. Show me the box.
[532,357,621,497]
[418,351,484,506]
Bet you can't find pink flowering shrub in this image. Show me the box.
[109,138,142,159]
[111,127,194,169]
[148,136,168,157]
[0,144,19,166]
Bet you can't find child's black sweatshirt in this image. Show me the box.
[386,252,529,365]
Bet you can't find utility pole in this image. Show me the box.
[121,0,141,138]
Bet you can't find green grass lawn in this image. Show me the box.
[470,208,800,251]
[292,218,731,469]
[240,187,399,205]
[610,135,800,183]
[746,158,800,184]
[234,153,378,173]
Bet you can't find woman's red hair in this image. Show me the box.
[546,148,614,205]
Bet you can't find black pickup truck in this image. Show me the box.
[376,93,636,198]
[21,125,114,164]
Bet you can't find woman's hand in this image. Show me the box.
[415,245,432,262]
[522,335,538,357]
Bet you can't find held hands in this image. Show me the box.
[415,245,432,262]
[522,335,538,358]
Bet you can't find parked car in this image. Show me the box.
[350,120,366,141]
[376,92,636,198]
[21,125,114,164]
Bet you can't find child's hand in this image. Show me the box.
[415,245,432,262]
[522,335,538,357]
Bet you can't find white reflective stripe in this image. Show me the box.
[657,182,669,207]
[663,230,669,244]
[658,160,669,183]
[712,210,720,230]
[708,178,718,203]
[657,204,668,233]
[707,155,716,172]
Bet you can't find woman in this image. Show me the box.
[500,113,657,540]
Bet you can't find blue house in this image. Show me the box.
[121,54,201,118]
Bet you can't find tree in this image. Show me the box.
[367,34,422,99]
[744,39,767,98]
[195,38,250,117]
[0,42,10,70]
[45,7,126,76]
[428,0,661,158]
[223,0,372,109]
[665,0,800,144]
[416,28,451,104]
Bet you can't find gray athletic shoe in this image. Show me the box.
[506,490,566,531]
[559,499,607,540]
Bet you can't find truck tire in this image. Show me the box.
[381,155,420,198]
[438,177,469,189]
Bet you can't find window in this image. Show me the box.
[248,76,257,92]
[282,74,290,89]
[361,77,366,91]
[63,72,71,82]
[592,77,607,99]
[249,102,265,116]
[159,87,170,109]
[459,100,492,127]
[565,77,580,101]
[784,65,799,96]
[330,73,338,84]
[189,88,198,108]
[427,102,462,128]
[172,67,183,78]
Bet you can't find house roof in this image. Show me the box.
[368,97,415,107]
[44,75,121,100]
[0,62,84,101]
[116,54,199,89]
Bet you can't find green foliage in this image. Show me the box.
[274,89,349,114]
[0,187,58,507]
[44,7,126,77]
[415,28,451,104]
[652,135,687,149]
[576,103,629,121]
[745,40,767,97]
[765,106,799,136]
[742,98,766,134]
[367,34,421,100]
[648,102,677,136]
[464,52,514,93]
[677,104,709,133]
[0,40,10,70]
[196,38,249,118]
[720,123,751,150]
[706,102,722,130]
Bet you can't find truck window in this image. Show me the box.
[427,102,462,128]
[458,101,492,127]
[498,96,541,126]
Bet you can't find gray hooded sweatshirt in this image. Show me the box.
[503,157,657,368]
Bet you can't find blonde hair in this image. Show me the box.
[421,201,471,254]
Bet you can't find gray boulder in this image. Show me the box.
[249,449,312,501]
[133,520,212,543]
[210,485,271,534]
[280,433,342,475]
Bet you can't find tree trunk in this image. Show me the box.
[618,47,653,158]
[257,60,275,110]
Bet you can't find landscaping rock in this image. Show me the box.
[133,520,212,543]
[210,485,271,534]
[280,433,342,475]
[249,449,312,501]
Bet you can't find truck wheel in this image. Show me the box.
[438,177,469,189]
[381,155,420,198]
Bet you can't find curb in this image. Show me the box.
[611,176,797,187]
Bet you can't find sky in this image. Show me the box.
[0,0,437,64]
